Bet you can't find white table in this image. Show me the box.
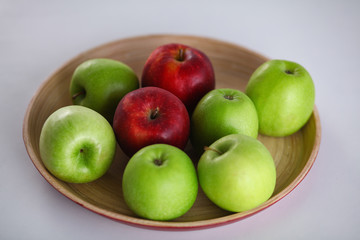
[1,0,359,239]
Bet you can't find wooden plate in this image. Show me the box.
[23,34,321,230]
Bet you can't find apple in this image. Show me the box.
[39,105,116,183]
[197,134,276,212]
[113,86,190,157]
[141,43,215,113]
[122,144,198,220]
[190,88,258,153]
[245,59,315,136]
[70,58,139,122]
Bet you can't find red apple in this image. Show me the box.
[113,87,190,157]
[141,43,215,113]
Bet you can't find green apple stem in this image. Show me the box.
[153,159,163,166]
[204,146,223,155]
[285,69,294,75]
[224,95,234,100]
[72,91,85,100]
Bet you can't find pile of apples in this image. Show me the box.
[39,43,315,221]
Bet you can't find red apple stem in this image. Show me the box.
[150,107,160,120]
[177,48,185,62]
[204,146,223,155]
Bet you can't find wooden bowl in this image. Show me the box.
[23,34,321,230]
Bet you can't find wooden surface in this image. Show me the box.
[22,34,321,230]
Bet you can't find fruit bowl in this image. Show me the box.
[23,34,321,230]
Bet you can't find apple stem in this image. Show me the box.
[153,159,163,166]
[177,48,185,62]
[72,91,85,100]
[150,107,160,120]
[204,146,223,155]
[224,95,234,100]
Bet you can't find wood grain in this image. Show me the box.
[22,34,321,230]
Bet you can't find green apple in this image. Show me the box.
[245,59,315,136]
[190,88,258,152]
[39,105,116,183]
[70,58,139,122]
[197,134,276,212]
[122,144,198,221]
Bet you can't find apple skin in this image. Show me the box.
[113,86,190,157]
[197,134,276,212]
[245,59,315,137]
[70,58,139,122]
[122,144,198,221]
[39,105,116,183]
[141,43,215,113]
[190,88,258,153]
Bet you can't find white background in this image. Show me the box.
[1,0,359,239]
